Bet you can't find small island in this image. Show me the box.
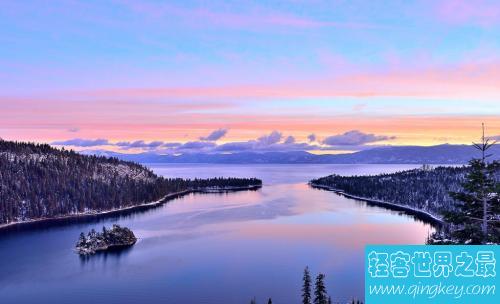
[76,224,137,255]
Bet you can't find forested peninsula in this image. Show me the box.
[0,140,261,228]
[310,162,500,244]
[310,166,471,223]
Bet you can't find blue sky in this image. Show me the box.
[1,0,499,152]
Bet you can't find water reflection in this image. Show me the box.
[0,164,433,304]
[0,188,261,237]
[79,245,134,265]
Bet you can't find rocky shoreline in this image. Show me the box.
[0,185,262,231]
[309,182,444,226]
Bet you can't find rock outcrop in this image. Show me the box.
[76,224,137,255]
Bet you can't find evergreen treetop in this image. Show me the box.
[314,273,328,304]
[302,266,312,304]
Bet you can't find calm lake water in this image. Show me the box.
[0,164,434,304]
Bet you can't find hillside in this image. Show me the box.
[0,140,261,226]
[310,166,471,220]
[83,144,500,164]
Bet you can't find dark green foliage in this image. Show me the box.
[430,128,499,244]
[312,129,500,245]
[446,160,498,243]
[312,161,499,244]
[0,139,261,225]
[76,224,136,255]
[261,268,362,304]
[250,297,257,304]
[435,160,499,244]
[311,166,472,218]
[302,266,312,304]
[314,273,328,304]
[267,298,272,304]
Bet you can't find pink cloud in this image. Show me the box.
[76,59,500,100]
[118,0,387,30]
[2,60,499,145]
[2,108,498,148]
[435,0,500,26]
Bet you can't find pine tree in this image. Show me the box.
[302,266,312,304]
[250,297,257,304]
[0,139,261,225]
[314,273,328,304]
[442,124,499,244]
[267,298,272,304]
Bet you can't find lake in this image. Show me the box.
[0,164,435,304]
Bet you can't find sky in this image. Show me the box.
[1,0,499,154]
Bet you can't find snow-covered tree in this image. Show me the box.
[302,267,312,304]
[314,274,328,304]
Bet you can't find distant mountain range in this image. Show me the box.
[82,144,500,164]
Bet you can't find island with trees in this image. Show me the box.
[0,139,262,229]
[76,224,137,255]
